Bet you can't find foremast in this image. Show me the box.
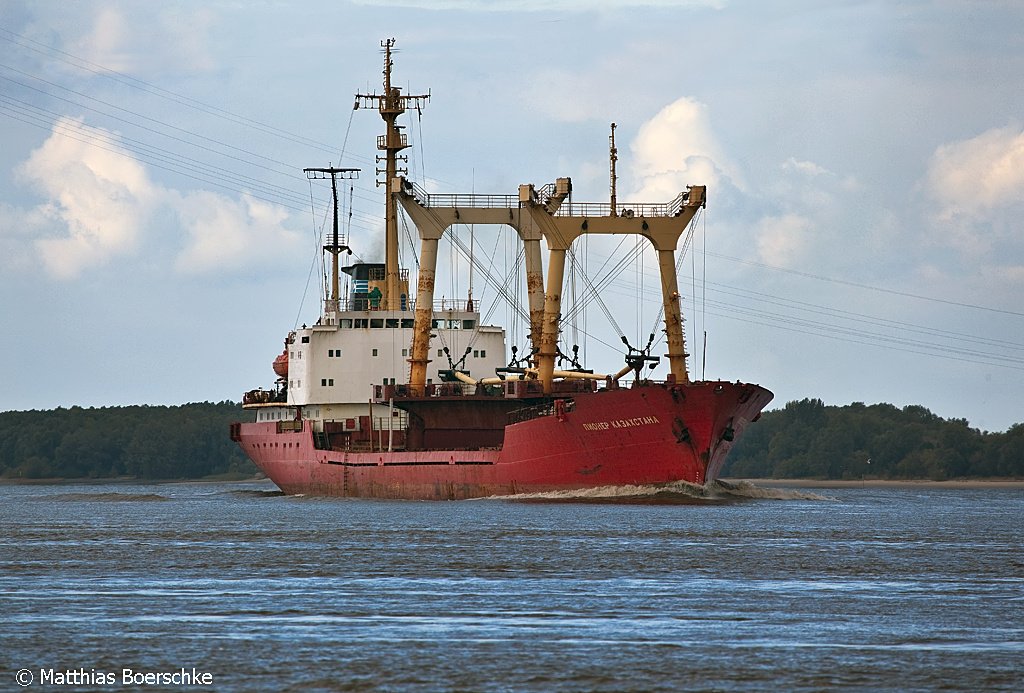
[355,38,429,311]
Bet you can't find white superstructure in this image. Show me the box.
[287,307,506,409]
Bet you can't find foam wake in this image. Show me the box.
[492,479,832,504]
[714,479,834,501]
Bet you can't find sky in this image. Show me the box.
[1,0,1022,432]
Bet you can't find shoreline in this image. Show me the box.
[0,476,267,486]
[2,476,1021,489]
[724,478,1024,489]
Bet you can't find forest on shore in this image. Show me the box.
[0,402,254,480]
[723,398,1023,480]
[0,398,1021,481]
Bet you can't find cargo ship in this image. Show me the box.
[230,39,773,499]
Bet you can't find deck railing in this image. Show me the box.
[403,179,691,218]
[554,191,690,219]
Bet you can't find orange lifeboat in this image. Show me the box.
[272,349,288,379]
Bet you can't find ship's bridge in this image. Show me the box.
[285,303,506,409]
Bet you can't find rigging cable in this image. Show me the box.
[561,234,648,338]
[692,214,698,376]
[0,27,338,152]
[296,178,328,329]
[399,209,421,270]
[702,210,708,380]
[0,68,388,229]
[0,93,315,212]
[0,68,302,175]
[334,106,357,174]
[643,208,701,351]
[707,250,1024,318]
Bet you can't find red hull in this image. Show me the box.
[233,381,772,499]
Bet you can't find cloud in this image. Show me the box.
[174,191,301,274]
[11,117,301,280]
[72,7,131,71]
[0,202,39,274]
[17,116,158,279]
[782,157,831,177]
[355,0,723,10]
[919,124,1024,266]
[68,5,215,74]
[755,213,815,267]
[924,125,1024,222]
[628,96,740,201]
[735,151,895,274]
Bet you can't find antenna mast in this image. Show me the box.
[355,38,430,311]
[609,122,618,217]
[304,167,359,313]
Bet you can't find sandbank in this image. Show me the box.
[725,478,1024,489]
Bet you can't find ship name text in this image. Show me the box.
[581,416,660,431]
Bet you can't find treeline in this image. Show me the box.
[2,399,1021,481]
[0,401,255,480]
[724,398,1024,480]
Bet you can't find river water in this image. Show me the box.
[1,480,1021,691]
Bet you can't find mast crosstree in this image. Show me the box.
[304,167,358,313]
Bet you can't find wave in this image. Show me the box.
[492,479,833,504]
[715,479,835,501]
[47,492,170,502]
[223,489,287,498]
